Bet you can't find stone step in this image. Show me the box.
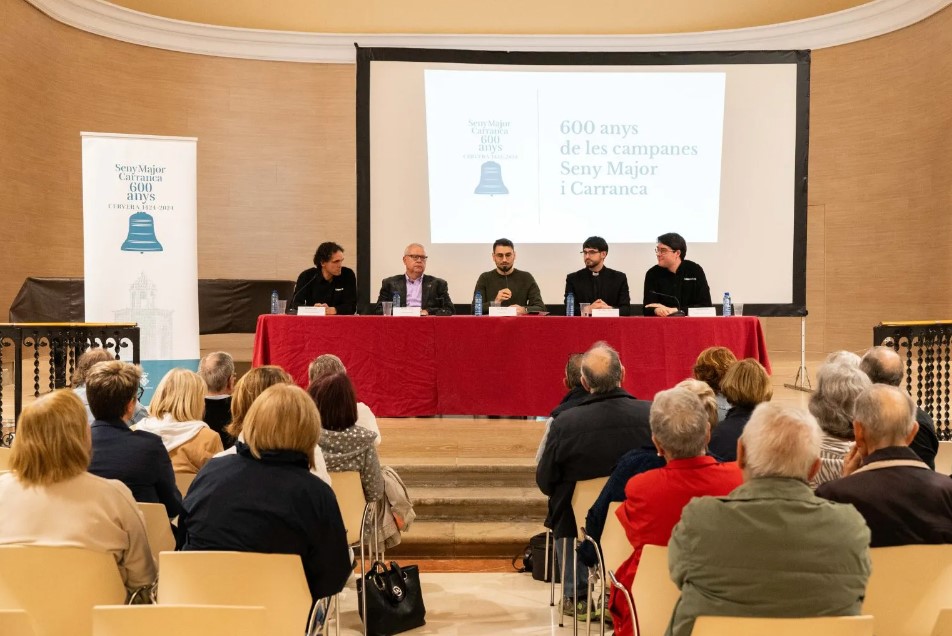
[388,462,538,488]
[386,520,548,558]
[411,486,547,522]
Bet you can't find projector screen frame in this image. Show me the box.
[356,46,810,317]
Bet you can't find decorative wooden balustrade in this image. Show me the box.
[0,323,139,442]
[873,321,952,440]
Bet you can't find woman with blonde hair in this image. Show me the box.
[214,365,331,484]
[707,358,773,461]
[180,384,351,602]
[136,368,222,474]
[0,390,156,592]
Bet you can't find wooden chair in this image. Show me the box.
[329,471,375,636]
[0,610,37,636]
[600,502,632,576]
[690,615,874,635]
[931,608,952,636]
[158,551,322,636]
[934,441,952,474]
[0,546,127,636]
[864,545,952,636]
[568,476,609,634]
[631,544,680,636]
[174,472,196,498]
[0,446,12,471]
[137,502,175,564]
[92,604,267,636]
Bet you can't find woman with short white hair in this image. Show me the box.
[808,362,872,488]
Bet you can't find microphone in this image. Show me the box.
[289,272,320,312]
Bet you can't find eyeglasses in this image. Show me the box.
[581,249,602,256]
[654,248,674,255]
[405,255,428,261]
[137,385,145,400]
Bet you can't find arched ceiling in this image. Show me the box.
[107,0,878,34]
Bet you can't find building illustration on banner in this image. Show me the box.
[114,272,173,360]
[121,211,163,252]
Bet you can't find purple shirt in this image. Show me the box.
[406,275,423,307]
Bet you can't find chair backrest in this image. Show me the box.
[864,544,952,636]
[691,615,875,636]
[571,476,609,541]
[932,608,952,636]
[330,471,368,546]
[174,472,196,498]
[0,446,12,471]
[92,604,267,636]
[158,551,312,636]
[0,610,37,636]
[631,544,680,636]
[137,503,175,563]
[934,441,952,474]
[600,502,632,574]
[0,546,126,636]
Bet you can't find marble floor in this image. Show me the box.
[331,571,609,635]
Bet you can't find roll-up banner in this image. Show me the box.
[81,133,199,403]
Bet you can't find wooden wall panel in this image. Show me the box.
[3,0,952,363]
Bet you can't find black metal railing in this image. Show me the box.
[0,323,139,443]
[873,321,952,440]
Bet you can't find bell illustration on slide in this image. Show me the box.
[474,161,509,195]
[121,211,163,252]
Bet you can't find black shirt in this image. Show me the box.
[564,266,631,316]
[642,259,712,315]
[203,396,235,450]
[912,406,940,470]
[291,266,357,314]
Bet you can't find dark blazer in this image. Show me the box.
[89,418,183,518]
[707,405,755,462]
[536,388,653,538]
[911,406,939,470]
[564,267,631,316]
[180,443,352,601]
[816,446,952,547]
[374,274,454,315]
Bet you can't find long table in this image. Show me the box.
[253,315,770,417]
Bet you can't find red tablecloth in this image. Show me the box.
[253,315,770,417]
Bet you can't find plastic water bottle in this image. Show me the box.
[270,289,279,314]
[566,292,575,317]
[722,292,732,317]
[474,291,483,316]
[392,291,401,308]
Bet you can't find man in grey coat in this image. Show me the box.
[666,403,871,636]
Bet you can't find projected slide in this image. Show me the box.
[424,70,726,244]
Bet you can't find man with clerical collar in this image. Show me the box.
[643,232,712,316]
[564,236,631,316]
[473,238,546,315]
[374,243,454,315]
[290,241,358,314]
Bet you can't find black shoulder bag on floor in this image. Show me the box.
[357,560,426,635]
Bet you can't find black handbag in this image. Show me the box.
[357,560,426,635]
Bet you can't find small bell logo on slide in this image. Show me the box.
[121,211,163,252]
[474,161,509,195]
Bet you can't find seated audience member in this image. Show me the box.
[692,346,737,421]
[86,361,182,518]
[667,403,871,636]
[609,388,743,636]
[374,243,454,315]
[535,352,586,463]
[707,358,772,461]
[860,346,939,469]
[180,384,351,602]
[817,384,952,546]
[198,351,236,449]
[536,342,653,618]
[216,365,331,485]
[308,373,384,503]
[136,368,223,475]
[577,378,717,568]
[308,354,381,445]
[807,362,872,489]
[0,390,156,592]
[825,350,862,367]
[73,347,148,425]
